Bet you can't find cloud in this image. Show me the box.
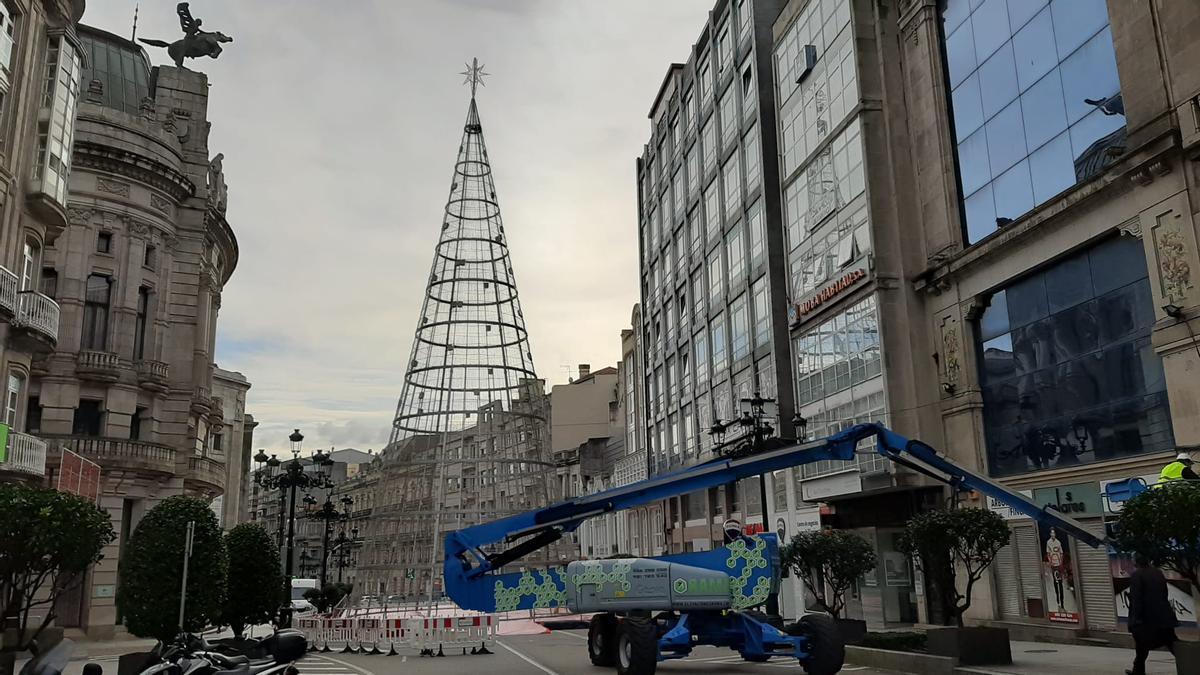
[85,0,710,455]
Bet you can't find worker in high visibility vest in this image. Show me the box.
[1159,451,1199,485]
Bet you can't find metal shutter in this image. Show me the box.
[1078,519,1117,631]
[1015,525,1044,615]
[995,530,1022,618]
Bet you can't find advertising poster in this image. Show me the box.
[1106,521,1197,627]
[1038,523,1080,624]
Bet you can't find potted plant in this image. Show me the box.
[781,529,877,644]
[1112,484,1200,675]
[898,507,1011,666]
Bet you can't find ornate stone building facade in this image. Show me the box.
[24,25,241,638]
[0,0,86,483]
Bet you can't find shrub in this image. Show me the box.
[117,496,227,641]
[898,507,1010,627]
[781,529,877,618]
[1112,484,1200,587]
[0,484,114,650]
[221,523,282,637]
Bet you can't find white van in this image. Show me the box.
[291,578,319,615]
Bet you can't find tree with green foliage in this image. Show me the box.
[1112,484,1200,588]
[220,524,282,638]
[117,496,227,641]
[898,507,1010,627]
[0,484,115,651]
[303,583,352,613]
[781,529,877,618]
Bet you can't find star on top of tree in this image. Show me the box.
[460,58,489,98]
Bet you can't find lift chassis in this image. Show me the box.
[443,423,1103,674]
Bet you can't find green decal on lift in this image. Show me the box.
[673,578,688,594]
[726,537,771,609]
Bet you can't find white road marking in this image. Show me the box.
[299,656,373,675]
[496,639,562,675]
[553,630,588,641]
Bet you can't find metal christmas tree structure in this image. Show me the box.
[375,60,556,602]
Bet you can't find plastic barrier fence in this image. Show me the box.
[296,615,496,656]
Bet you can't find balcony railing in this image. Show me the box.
[1,430,48,477]
[187,455,226,490]
[76,351,123,381]
[0,267,18,316]
[136,359,170,389]
[15,290,60,344]
[44,436,175,475]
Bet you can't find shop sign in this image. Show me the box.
[789,265,868,325]
[1032,482,1102,518]
[986,491,1033,520]
[801,470,862,502]
[795,507,822,533]
[93,584,115,598]
[742,522,765,535]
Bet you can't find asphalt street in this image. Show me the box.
[296,628,902,675]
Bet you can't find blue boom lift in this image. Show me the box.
[443,423,1103,674]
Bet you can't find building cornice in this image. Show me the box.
[73,140,195,203]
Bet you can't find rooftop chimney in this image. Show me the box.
[578,364,591,379]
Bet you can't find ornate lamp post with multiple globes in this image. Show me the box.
[252,428,335,627]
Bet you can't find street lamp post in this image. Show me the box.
[252,429,334,628]
[332,524,359,585]
[708,393,806,623]
[306,492,353,588]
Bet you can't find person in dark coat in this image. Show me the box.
[1126,554,1178,675]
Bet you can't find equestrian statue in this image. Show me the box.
[139,3,232,69]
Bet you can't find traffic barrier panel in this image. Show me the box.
[404,615,497,657]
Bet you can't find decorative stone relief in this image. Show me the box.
[938,312,962,389]
[1118,216,1143,240]
[96,177,131,197]
[67,207,94,225]
[150,193,173,214]
[128,220,151,237]
[1154,219,1194,304]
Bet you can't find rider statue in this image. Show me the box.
[139,3,233,69]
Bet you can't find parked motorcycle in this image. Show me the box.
[133,633,302,675]
[18,638,75,675]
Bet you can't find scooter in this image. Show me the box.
[136,634,301,675]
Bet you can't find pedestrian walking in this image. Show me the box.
[1126,555,1178,675]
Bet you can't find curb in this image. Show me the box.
[846,646,956,675]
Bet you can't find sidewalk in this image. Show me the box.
[957,640,1177,675]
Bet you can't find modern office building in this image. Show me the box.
[635,0,794,560]
[905,0,1200,637]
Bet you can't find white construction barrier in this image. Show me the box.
[296,614,494,656]
[404,615,497,657]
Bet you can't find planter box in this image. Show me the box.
[1177,639,1200,675]
[837,618,868,645]
[926,626,1012,666]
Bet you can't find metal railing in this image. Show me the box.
[0,267,18,315]
[1,431,48,477]
[16,290,60,342]
[43,436,176,474]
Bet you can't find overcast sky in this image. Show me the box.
[85,1,709,455]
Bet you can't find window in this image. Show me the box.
[731,294,750,360]
[20,241,37,291]
[747,200,765,268]
[698,57,712,108]
[40,269,57,298]
[664,299,675,339]
[737,0,752,42]
[727,225,745,284]
[703,179,720,241]
[97,231,112,254]
[707,250,723,303]
[33,35,83,206]
[144,244,157,269]
[130,407,145,441]
[793,295,882,407]
[691,270,705,319]
[683,90,695,131]
[773,470,788,512]
[978,236,1171,477]
[741,58,756,116]
[134,287,150,360]
[719,88,737,145]
[680,350,691,396]
[678,290,689,332]
[672,170,684,221]
[668,413,679,457]
[723,155,741,217]
[688,212,702,259]
[682,405,695,456]
[701,119,716,171]
[752,277,770,348]
[73,399,103,437]
[743,126,761,190]
[694,332,710,389]
[82,274,112,351]
[25,396,41,434]
[5,372,23,426]
[0,4,15,108]
[942,0,1124,243]
[686,149,699,197]
[711,312,728,373]
[670,114,680,154]
[717,23,732,74]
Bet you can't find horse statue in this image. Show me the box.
[138,2,232,69]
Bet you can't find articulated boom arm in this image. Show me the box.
[443,423,1101,611]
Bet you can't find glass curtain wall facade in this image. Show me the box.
[943,0,1125,244]
[638,0,789,551]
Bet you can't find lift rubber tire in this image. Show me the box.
[796,614,845,675]
[739,611,772,662]
[616,616,658,675]
[588,613,618,667]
